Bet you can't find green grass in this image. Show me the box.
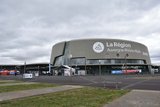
[0,83,57,93]
[0,80,21,84]
[0,87,129,107]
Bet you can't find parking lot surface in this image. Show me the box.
[1,74,160,91]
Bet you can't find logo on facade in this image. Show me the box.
[93,42,104,53]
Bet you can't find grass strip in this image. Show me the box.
[0,83,57,93]
[0,80,21,84]
[0,87,129,107]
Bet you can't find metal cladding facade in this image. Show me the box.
[51,39,151,74]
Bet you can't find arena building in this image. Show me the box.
[50,39,152,75]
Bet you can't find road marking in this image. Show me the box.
[121,79,150,90]
[79,76,97,83]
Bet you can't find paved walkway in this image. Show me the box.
[0,85,83,101]
[104,90,160,107]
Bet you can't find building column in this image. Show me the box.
[148,65,152,74]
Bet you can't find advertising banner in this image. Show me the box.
[112,69,141,74]
[111,70,123,74]
[123,69,141,74]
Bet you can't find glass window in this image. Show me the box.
[126,59,145,64]
[86,60,99,65]
[55,57,145,66]
[70,58,86,65]
[100,60,111,64]
[86,59,145,65]
[86,59,111,65]
[114,59,145,64]
[115,59,125,64]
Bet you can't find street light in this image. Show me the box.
[99,60,101,75]
[24,61,26,74]
[69,54,72,66]
[124,53,129,73]
[85,57,87,74]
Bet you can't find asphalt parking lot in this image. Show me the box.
[0,74,160,91]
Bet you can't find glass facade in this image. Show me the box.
[54,57,149,75]
[70,58,145,66]
[69,58,148,75]
[70,58,86,65]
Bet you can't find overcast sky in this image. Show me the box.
[0,0,160,65]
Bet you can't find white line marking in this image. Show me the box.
[121,79,150,90]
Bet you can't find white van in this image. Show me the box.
[61,65,75,76]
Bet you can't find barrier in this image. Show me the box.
[23,73,33,79]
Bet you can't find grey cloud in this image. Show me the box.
[0,45,51,63]
[0,0,160,64]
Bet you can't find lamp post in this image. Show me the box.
[124,54,129,73]
[69,54,72,66]
[38,66,39,75]
[99,60,101,75]
[85,57,87,74]
[49,63,51,74]
[69,54,72,76]
[24,61,26,74]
